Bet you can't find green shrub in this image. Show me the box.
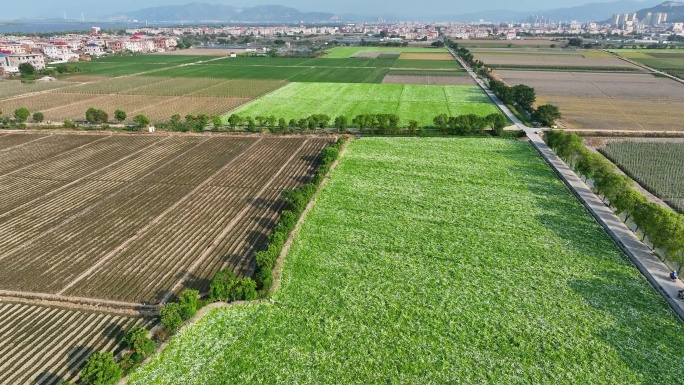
[80,352,122,385]
[160,303,183,334]
[123,326,155,361]
[178,290,199,320]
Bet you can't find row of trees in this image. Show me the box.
[53,140,351,385]
[546,130,684,271]
[59,322,157,385]
[448,40,563,127]
[254,139,345,291]
[433,113,508,135]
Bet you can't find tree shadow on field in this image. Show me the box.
[249,197,278,210]
[34,372,64,385]
[568,271,684,383]
[66,345,95,376]
[101,320,126,341]
[152,270,214,304]
[497,144,615,256]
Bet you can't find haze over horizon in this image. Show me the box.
[5,0,660,20]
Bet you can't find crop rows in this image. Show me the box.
[0,93,93,114]
[599,140,684,213]
[70,62,182,77]
[0,301,154,385]
[0,134,105,176]
[324,46,448,58]
[0,135,162,213]
[0,134,332,305]
[232,82,500,126]
[150,65,390,83]
[61,77,287,98]
[66,137,332,303]
[15,93,250,122]
[0,133,47,151]
[0,80,72,100]
[391,59,462,69]
[128,137,684,385]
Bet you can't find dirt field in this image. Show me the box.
[475,52,640,69]
[456,38,559,47]
[0,300,154,385]
[398,52,454,60]
[1,93,251,122]
[496,70,684,131]
[0,133,333,303]
[382,74,476,85]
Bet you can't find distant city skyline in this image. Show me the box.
[6,0,661,20]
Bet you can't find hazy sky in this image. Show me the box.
[9,0,654,20]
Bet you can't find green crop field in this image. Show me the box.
[392,59,462,69]
[386,69,468,76]
[600,141,684,213]
[209,57,397,68]
[128,138,684,384]
[86,55,218,64]
[230,83,499,126]
[149,65,388,83]
[610,50,684,78]
[68,62,179,76]
[323,46,448,58]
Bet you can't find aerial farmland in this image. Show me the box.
[1,28,683,385]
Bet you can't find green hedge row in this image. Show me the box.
[254,138,346,292]
[546,130,684,271]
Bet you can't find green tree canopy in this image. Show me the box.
[18,63,35,76]
[114,110,127,122]
[532,104,562,126]
[13,108,30,122]
[32,111,44,123]
[80,352,122,385]
[133,114,150,129]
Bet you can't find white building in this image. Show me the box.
[84,42,104,56]
[43,43,78,61]
[0,52,45,72]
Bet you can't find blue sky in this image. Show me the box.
[8,0,656,20]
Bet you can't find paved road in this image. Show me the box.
[450,48,684,321]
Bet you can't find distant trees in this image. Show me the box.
[132,114,150,129]
[18,63,35,76]
[32,112,44,123]
[13,108,30,122]
[546,130,684,271]
[512,85,536,110]
[114,110,127,123]
[568,37,583,47]
[487,113,507,135]
[85,108,108,124]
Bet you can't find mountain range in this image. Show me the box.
[635,1,684,22]
[103,1,679,23]
[442,0,662,22]
[105,3,342,23]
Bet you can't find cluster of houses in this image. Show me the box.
[0,31,178,75]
